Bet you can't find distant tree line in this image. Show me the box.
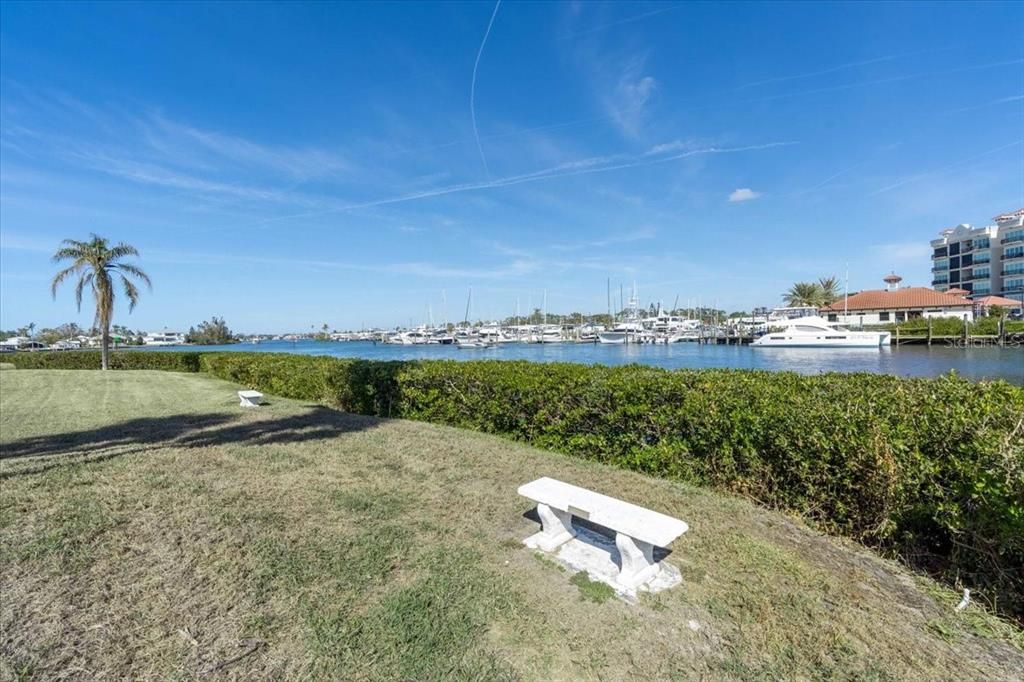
[186,316,238,345]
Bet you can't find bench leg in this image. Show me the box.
[532,503,576,552]
[615,533,659,589]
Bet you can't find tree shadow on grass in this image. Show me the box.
[0,406,382,477]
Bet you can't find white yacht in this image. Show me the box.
[597,320,645,344]
[390,328,432,345]
[529,325,563,343]
[143,331,185,346]
[751,316,890,348]
[478,325,516,344]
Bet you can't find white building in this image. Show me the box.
[930,208,1024,300]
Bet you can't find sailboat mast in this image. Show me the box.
[844,263,849,319]
[607,278,611,320]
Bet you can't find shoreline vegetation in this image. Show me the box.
[1,368,1021,679]
[6,350,1023,626]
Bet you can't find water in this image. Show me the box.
[140,339,1024,384]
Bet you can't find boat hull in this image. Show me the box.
[752,335,888,348]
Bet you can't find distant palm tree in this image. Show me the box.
[51,235,151,370]
[818,276,841,305]
[26,322,36,340]
[783,282,824,307]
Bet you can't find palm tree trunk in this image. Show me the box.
[101,326,110,370]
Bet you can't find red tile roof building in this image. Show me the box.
[973,295,1024,312]
[820,286,974,324]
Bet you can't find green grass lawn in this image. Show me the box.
[1,370,1021,681]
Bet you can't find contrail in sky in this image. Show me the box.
[736,46,958,89]
[256,140,797,224]
[869,140,1023,196]
[471,0,501,179]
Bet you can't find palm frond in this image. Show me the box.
[112,262,153,290]
[108,243,140,260]
[120,275,141,311]
[51,263,82,298]
[51,247,85,263]
[75,272,95,312]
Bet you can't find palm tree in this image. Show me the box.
[51,235,151,370]
[818,276,841,305]
[783,282,824,307]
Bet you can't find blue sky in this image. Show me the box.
[1,1,1022,332]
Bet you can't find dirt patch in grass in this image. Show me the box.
[1,370,1021,680]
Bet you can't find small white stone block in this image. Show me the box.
[238,390,264,407]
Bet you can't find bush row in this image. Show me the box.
[7,350,1024,619]
[4,350,202,372]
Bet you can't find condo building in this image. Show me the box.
[930,208,1024,299]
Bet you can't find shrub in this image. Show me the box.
[5,350,202,372]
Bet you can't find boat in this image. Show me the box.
[597,321,644,344]
[478,325,516,344]
[529,325,563,343]
[599,283,646,344]
[455,339,495,349]
[389,328,432,345]
[751,316,891,348]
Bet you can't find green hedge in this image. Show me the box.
[6,350,1024,620]
[4,350,202,372]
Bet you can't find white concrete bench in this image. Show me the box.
[237,390,264,407]
[518,477,689,589]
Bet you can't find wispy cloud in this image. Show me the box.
[147,248,539,280]
[605,56,657,137]
[869,140,1023,196]
[941,94,1024,115]
[737,58,1024,107]
[559,5,679,40]
[147,115,352,180]
[870,242,931,264]
[1,88,354,208]
[728,188,761,202]
[0,231,56,253]
[549,226,657,251]
[260,140,797,223]
[470,0,502,179]
[736,46,957,89]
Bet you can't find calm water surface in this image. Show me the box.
[143,339,1024,384]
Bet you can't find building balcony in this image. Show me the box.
[1002,235,1024,245]
[931,280,949,286]
[1003,250,1024,261]
[1002,270,1024,277]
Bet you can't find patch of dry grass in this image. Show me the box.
[1,370,1021,680]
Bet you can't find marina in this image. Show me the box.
[139,338,1023,383]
